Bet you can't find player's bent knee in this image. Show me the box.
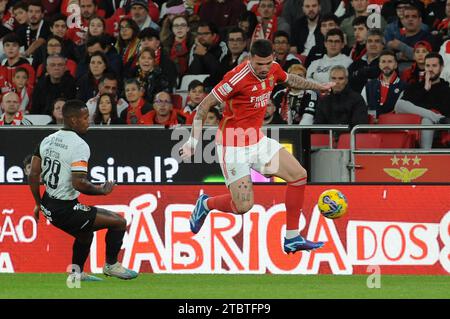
[234,201,254,214]
[287,167,307,183]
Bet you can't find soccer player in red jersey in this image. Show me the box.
[180,39,335,253]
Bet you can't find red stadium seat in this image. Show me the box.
[337,133,383,149]
[379,131,414,148]
[171,94,183,110]
[377,113,422,146]
[311,133,333,148]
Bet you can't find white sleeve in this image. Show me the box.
[71,141,90,173]
[361,87,367,104]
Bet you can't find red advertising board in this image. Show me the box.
[355,154,450,182]
[1,185,449,275]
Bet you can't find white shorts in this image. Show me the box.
[216,136,283,187]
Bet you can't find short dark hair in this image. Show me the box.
[325,28,345,42]
[425,52,444,66]
[14,67,29,77]
[188,79,204,91]
[196,21,218,35]
[27,0,44,10]
[352,15,368,28]
[86,35,107,50]
[138,27,160,40]
[99,73,118,85]
[273,30,290,43]
[50,13,67,27]
[124,77,142,89]
[227,27,247,41]
[250,39,273,57]
[319,14,340,27]
[62,99,86,118]
[3,33,21,46]
[13,1,28,12]
[379,49,397,61]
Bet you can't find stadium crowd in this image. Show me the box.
[0,0,449,148]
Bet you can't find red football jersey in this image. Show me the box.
[211,60,287,146]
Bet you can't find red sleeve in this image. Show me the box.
[211,68,241,103]
[273,62,288,83]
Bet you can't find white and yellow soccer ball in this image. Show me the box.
[318,189,348,219]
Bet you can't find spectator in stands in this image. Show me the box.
[76,51,110,102]
[86,73,128,122]
[314,65,369,126]
[31,54,76,115]
[198,0,246,33]
[251,0,290,43]
[237,10,258,48]
[350,16,368,62]
[188,21,227,88]
[121,78,153,124]
[88,16,106,39]
[204,106,222,126]
[1,33,35,89]
[76,36,122,80]
[160,14,195,78]
[263,97,285,125]
[219,27,249,77]
[401,40,431,84]
[362,50,406,119]
[11,67,32,113]
[126,48,172,105]
[93,93,126,125]
[183,79,206,114]
[116,17,140,71]
[143,91,190,126]
[16,0,51,59]
[273,31,302,71]
[12,1,29,31]
[128,0,160,32]
[138,27,178,91]
[282,0,341,29]
[0,92,26,125]
[290,0,321,56]
[305,13,342,67]
[65,0,98,46]
[48,13,77,61]
[341,0,386,47]
[348,28,385,93]
[307,29,353,83]
[34,35,77,79]
[395,52,450,148]
[48,98,65,125]
[386,4,433,71]
[272,63,318,125]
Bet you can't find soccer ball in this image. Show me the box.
[318,189,348,219]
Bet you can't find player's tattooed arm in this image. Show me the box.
[286,74,335,93]
[191,93,220,140]
[72,172,115,195]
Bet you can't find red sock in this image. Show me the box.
[206,194,237,213]
[285,177,307,230]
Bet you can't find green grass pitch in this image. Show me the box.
[0,274,449,299]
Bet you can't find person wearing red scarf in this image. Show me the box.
[251,0,290,43]
[401,40,431,85]
[142,91,191,127]
[121,79,152,124]
[0,92,25,125]
[350,16,368,62]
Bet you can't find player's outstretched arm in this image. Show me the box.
[28,156,42,221]
[286,74,335,93]
[180,93,220,159]
[72,172,115,196]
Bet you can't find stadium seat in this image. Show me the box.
[179,74,209,91]
[171,94,183,110]
[378,113,422,146]
[378,131,414,148]
[337,133,383,149]
[23,114,53,125]
[311,133,333,148]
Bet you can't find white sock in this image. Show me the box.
[203,198,210,211]
[286,230,299,239]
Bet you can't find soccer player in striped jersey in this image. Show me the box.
[180,39,335,253]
